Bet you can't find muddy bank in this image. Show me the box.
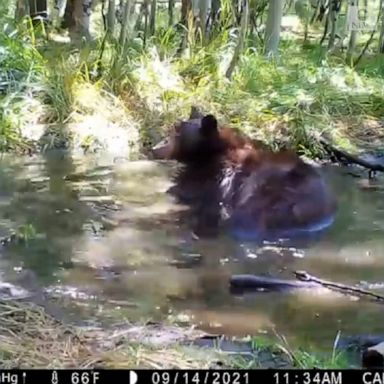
[0,295,357,369]
[20,119,140,159]
[0,273,371,369]
[0,296,292,369]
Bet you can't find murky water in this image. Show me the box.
[0,150,384,351]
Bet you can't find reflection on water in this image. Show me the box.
[0,151,384,350]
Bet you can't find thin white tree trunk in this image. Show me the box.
[379,0,384,53]
[119,0,133,45]
[346,0,358,61]
[327,0,339,50]
[264,0,284,57]
[334,0,352,51]
[199,0,209,41]
[55,0,67,18]
[226,0,249,78]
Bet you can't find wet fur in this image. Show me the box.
[152,112,336,240]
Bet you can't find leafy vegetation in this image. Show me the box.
[1,0,384,156]
[0,299,351,368]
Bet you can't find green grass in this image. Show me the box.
[0,17,47,151]
[0,298,351,369]
[116,32,384,157]
[1,10,384,158]
[237,332,350,369]
[59,27,384,157]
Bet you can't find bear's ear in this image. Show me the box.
[189,105,204,119]
[200,114,218,137]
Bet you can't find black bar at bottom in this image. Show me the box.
[0,369,382,384]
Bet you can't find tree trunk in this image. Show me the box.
[294,0,311,43]
[327,0,339,50]
[226,0,249,78]
[199,0,209,41]
[346,26,357,61]
[180,0,192,26]
[363,0,367,20]
[119,0,133,45]
[233,0,242,26]
[63,0,92,42]
[346,0,358,62]
[75,0,92,40]
[177,0,192,54]
[168,0,174,26]
[353,0,382,64]
[62,0,74,28]
[107,0,116,37]
[264,0,283,57]
[143,0,149,46]
[56,0,67,18]
[135,3,145,30]
[379,0,384,53]
[208,0,220,36]
[15,0,29,20]
[149,0,157,35]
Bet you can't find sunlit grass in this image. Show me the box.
[0,15,47,150]
[1,8,384,157]
[115,33,384,157]
[233,332,350,369]
[0,298,351,369]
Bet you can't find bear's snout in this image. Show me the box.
[151,137,174,160]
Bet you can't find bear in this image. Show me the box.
[151,108,337,242]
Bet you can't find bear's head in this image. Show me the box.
[151,107,222,163]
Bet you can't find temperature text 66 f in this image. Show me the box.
[71,372,100,384]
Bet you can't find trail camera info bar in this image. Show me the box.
[0,369,381,384]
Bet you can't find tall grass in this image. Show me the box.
[103,24,384,156]
[1,8,384,155]
[0,15,47,150]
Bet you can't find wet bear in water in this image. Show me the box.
[151,108,336,241]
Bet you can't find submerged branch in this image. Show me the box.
[230,270,384,304]
[294,271,384,303]
[319,137,384,178]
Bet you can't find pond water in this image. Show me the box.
[0,150,384,352]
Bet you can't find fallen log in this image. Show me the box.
[230,271,384,304]
[362,341,384,368]
[229,274,321,293]
[319,137,384,179]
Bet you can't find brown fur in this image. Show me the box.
[152,111,336,240]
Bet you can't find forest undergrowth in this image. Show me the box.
[1,11,384,158]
